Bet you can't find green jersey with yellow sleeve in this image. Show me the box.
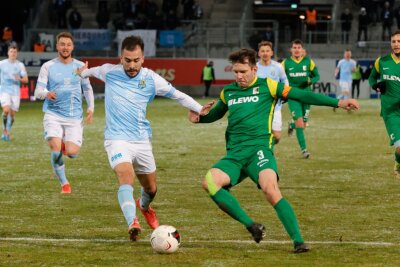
[199,77,338,150]
[368,53,400,119]
[282,56,320,90]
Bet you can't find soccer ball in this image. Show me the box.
[150,225,181,254]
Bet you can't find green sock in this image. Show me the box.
[290,122,296,129]
[210,188,254,227]
[395,151,400,164]
[295,127,307,151]
[274,198,304,245]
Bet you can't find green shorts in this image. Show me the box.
[383,115,400,146]
[288,99,308,120]
[212,145,278,189]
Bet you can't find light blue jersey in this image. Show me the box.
[82,65,202,141]
[257,60,288,111]
[35,58,94,120]
[0,59,27,96]
[337,59,356,83]
[257,60,289,85]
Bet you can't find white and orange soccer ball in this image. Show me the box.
[150,225,181,254]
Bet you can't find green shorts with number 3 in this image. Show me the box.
[212,145,279,189]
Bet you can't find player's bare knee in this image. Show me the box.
[396,146,400,154]
[201,178,208,191]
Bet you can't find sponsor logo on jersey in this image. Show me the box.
[289,72,307,77]
[228,96,259,106]
[253,87,259,95]
[383,74,400,82]
[303,65,307,71]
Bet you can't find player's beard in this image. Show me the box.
[59,51,71,60]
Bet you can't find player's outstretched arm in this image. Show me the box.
[188,100,216,123]
[200,100,215,116]
[76,61,88,77]
[337,99,360,111]
[85,109,94,124]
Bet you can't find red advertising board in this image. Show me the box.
[81,58,209,86]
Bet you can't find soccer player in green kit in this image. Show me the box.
[369,30,400,176]
[189,48,359,253]
[282,39,320,158]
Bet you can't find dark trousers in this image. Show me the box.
[352,79,361,98]
[203,80,212,97]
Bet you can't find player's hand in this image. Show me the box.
[372,81,386,94]
[200,100,215,116]
[85,109,94,125]
[338,99,360,111]
[76,61,88,77]
[46,91,57,100]
[188,110,200,123]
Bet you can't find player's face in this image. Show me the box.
[121,46,144,77]
[258,45,273,62]
[56,37,74,59]
[291,44,303,58]
[391,34,400,56]
[7,48,17,60]
[232,61,257,88]
[344,51,351,59]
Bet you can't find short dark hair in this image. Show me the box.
[228,48,257,67]
[391,30,400,38]
[56,32,74,43]
[122,36,144,52]
[291,39,303,47]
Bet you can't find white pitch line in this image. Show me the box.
[0,237,396,246]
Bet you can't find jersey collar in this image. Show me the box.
[391,53,400,64]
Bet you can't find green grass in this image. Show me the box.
[1,99,400,266]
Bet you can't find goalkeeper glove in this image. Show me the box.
[372,81,386,94]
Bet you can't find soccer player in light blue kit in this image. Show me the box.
[0,45,28,141]
[34,32,94,194]
[257,41,288,144]
[334,49,356,101]
[77,36,213,241]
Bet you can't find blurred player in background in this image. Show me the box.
[369,30,400,176]
[189,48,359,253]
[282,39,320,158]
[34,32,95,194]
[0,45,28,141]
[334,49,356,104]
[76,35,213,241]
[256,41,288,144]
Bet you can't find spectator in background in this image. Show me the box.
[382,1,393,41]
[201,61,215,98]
[54,0,68,28]
[96,2,110,29]
[33,37,45,52]
[263,23,275,44]
[340,8,353,44]
[394,4,400,29]
[182,0,194,20]
[358,7,369,41]
[351,62,363,99]
[248,30,262,51]
[192,1,203,19]
[165,10,180,29]
[305,6,317,42]
[1,27,15,56]
[69,7,82,29]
